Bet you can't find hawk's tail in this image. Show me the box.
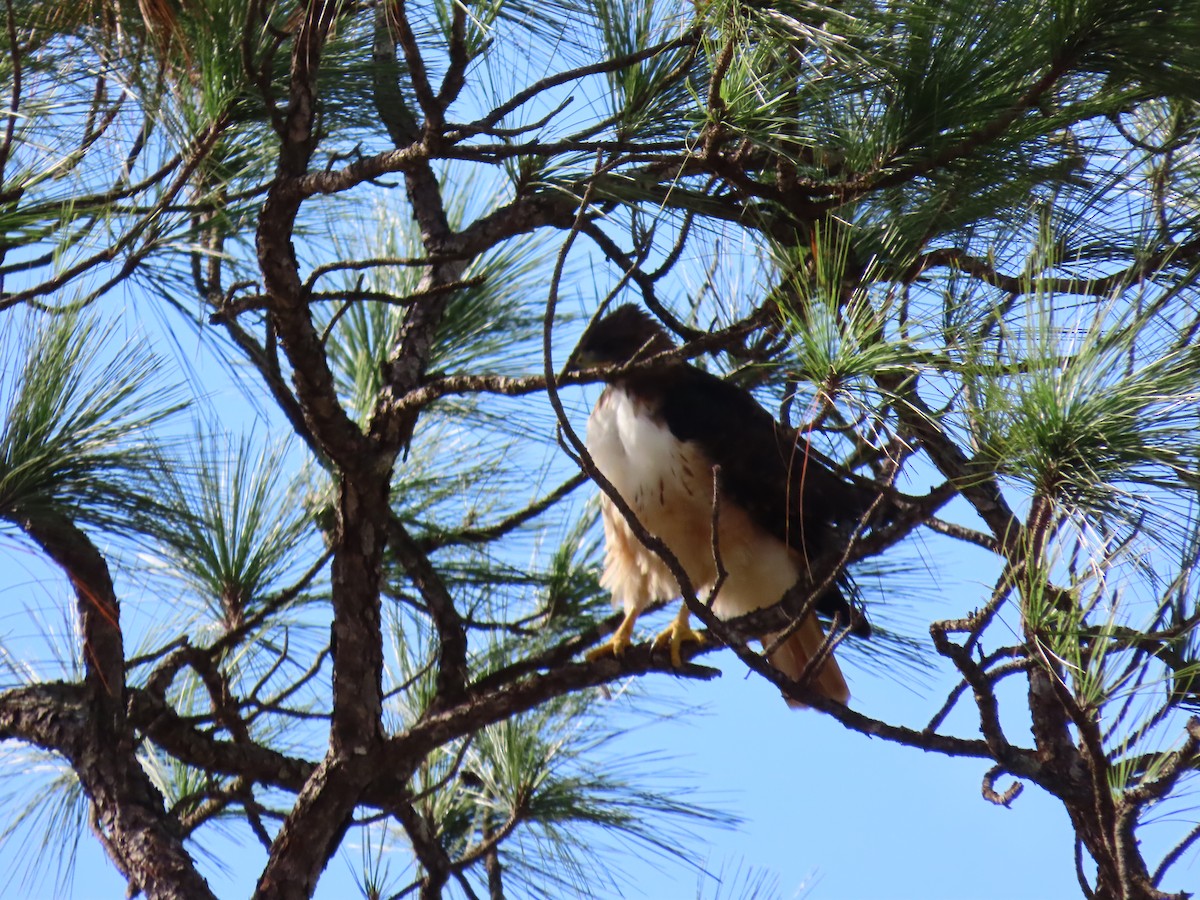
[765,615,850,708]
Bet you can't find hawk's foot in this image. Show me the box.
[652,612,705,667]
[585,609,638,662]
[585,631,631,662]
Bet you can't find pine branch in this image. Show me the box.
[388,516,469,706]
[0,684,216,900]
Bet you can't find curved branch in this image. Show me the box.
[387,516,469,706]
[0,681,216,900]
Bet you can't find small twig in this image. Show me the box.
[706,465,727,609]
[935,568,1017,659]
[388,517,470,706]
[303,255,434,293]
[924,516,1002,553]
[309,282,483,305]
[446,96,572,140]
[761,477,891,661]
[0,0,22,185]
[648,208,698,282]
[1,114,231,311]
[408,736,474,804]
[452,872,482,900]
[318,299,354,344]
[1153,818,1200,888]
[208,547,333,658]
[981,764,1024,806]
[246,648,331,725]
[247,633,292,701]
[383,655,438,701]
[925,649,1029,735]
[387,880,422,900]
[238,779,275,849]
[702,32,737,156]
[791,614,852,697]
[388,0,442,130]
[468,32,698,135]
[420,472,588,552]
[1124,717,1200,806]
[579,221,703,342]
[438,0,469,108]
[453,802,524,870]
[392,800,457,900]
[930,619,1013,761]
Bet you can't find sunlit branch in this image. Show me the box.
[420,472,588,552]
[462,32,699,137]
[908,244,1200,300]
[388,517,470,705]
[0,115,231,311]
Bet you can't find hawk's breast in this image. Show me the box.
[586,385,803,620]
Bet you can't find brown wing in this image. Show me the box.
[620,364,876,633]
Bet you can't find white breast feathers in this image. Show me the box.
[586,386,803,621]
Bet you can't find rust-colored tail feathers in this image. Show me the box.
[765,615,849,707]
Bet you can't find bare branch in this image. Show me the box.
[462,32,698,137]
[421,472,589,551]
[387,516,470,706]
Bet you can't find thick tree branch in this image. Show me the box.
[253,755,375,900]
[257,0,369,472]
[129,689,317,792]
[0,680,215,899]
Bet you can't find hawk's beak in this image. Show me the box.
[565,347,602,373]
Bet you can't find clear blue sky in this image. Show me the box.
[5,330,1193,899]
[1,49,1196,899]
[0,630,1127,899]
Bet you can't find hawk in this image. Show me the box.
[573,305,876,705]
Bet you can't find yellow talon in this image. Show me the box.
[586,633,629,662]
[652,604,705,667]
[586,608,638,661]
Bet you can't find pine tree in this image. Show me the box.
[1,2,1199,898]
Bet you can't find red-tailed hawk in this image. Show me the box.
[574,305,875,706]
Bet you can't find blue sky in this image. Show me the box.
[4,354,1192,900]
[0,625,1118,900]
[0,287,1197,899]
[2,9,1198,895]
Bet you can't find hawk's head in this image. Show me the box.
[569,305,676,370]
